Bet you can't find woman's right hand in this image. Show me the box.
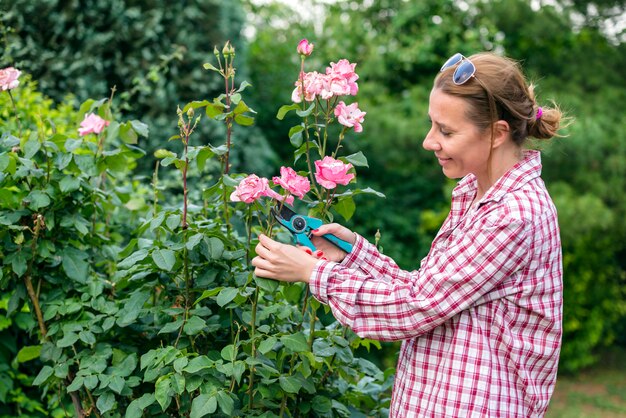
[309,223,357,263]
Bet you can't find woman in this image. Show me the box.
[252,52,565,417]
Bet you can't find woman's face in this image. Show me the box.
[423,88,491,180]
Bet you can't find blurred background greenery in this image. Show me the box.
[1,0,625,415]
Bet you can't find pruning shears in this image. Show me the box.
[271,205,353,253]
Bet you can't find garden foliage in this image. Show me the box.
[0,44,392,417]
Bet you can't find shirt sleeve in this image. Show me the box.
[308,217,532,341]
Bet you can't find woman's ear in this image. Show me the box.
[492,120,511,149]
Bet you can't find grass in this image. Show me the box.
[546,346,626,418]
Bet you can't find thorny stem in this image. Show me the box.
[152,161,160,217]
[24,214,47,339]
[247,285,259,409]
[175,242,191,348]
[298,57,321,199]
[7,90,22,138]
[182,134,189,230]
[332,127,347,158]
[57,383,70,418]
[223,53,234,174]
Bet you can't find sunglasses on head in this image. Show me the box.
[440,53,476,85]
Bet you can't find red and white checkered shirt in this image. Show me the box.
[310,151,563,417]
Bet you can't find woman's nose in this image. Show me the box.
[422,129,440,151]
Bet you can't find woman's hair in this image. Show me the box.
[434,52,565,145]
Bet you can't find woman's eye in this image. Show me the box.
[440,129,451,137]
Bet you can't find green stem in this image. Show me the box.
[247,286,259,409]
[308,298,316,352]
[7,90,22,138]
[24,215,47,339]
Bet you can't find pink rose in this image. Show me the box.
[273,166,311,198]
[314,156,355,189]
[78,113,110,136]
[334,101,366,133]
[230,174,270,204]
[297,39,314,56]
[292,71,324,103]
[326,59,359,95]
[0,67,21,91]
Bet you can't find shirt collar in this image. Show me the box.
[452,150,543,205]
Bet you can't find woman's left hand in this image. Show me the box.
[252,234,320,283]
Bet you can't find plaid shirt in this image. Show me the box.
[310,151,563,417]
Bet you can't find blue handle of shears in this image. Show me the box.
[293,231,353,254]
[321,233,353,253]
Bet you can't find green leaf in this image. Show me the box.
[119,122,138,144]
[33,365,53,386]
[183,355,214,373]
[206,103,225,119]
[333,197,356,221]
[312,395,333,413]
[254,276,279,293]
[216,391,234,415]
[344,151,369,168]
[232,99,251,115]
[155,376,172,411]
[237,80,252,92]
[61,247,89,283]
[125,393,155,418]
[59,175,81,193]
[186,233,204,250]
[78,330,96,345]
[131,120,149,137]
[154,149,176,159]
[116,291,150,327]
[279,375,302,393]
[57,332,79,348]
[280,333,309,352]
[109,375,125,394]
[194,287,222,305]
[11,253,27,277]
[166,214,180,230]
[203,62,220,72]
[25,190,51,210]
[216,287,238,307]
[220,345,235,362]
[289,125,304,148]
[182,100,209,113]
[234,114,254,126]
[158,319,184,334]
[0,152,10,172]
[171,373,185,395]
[152,249,176,271]
[66,376,84,392]
[23,137,41,159]
[17,345,41,363]
[296,102,315,117]
[173,357,188,373]
[203,236,225,259]
[183,316,206,335]
[276,103,300,120]
[118,249,149,269]
[258,336,277,355]
[190,394,217,418]
[96,392,116,414]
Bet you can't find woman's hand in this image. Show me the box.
[309,223,357,263]
[252,234,320,283]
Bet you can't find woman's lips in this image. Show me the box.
[437,157,451,166]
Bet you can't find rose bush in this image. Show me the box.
[0,40,391,418]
